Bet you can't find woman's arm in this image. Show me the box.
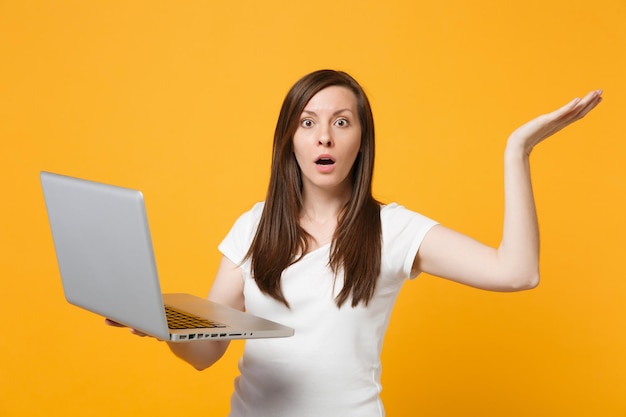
[413,90,603,291]
[165,256,244,370]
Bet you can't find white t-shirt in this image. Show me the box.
[218,202,438,417]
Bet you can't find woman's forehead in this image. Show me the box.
[303,86,358,113]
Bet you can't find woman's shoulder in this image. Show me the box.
[219,202,265,256]
[249,201,265,215]
[380,202,412,218]
[236,201,265,217]
[380,202,438,227]
[228,201,265,231]
[380,202,401,213]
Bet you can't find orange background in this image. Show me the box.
[1,1,625,416]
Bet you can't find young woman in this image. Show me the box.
[109,70,602,416]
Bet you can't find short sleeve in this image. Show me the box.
[218,202,264,266]
[381,203,438,280]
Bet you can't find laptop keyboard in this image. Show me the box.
[165,305,226,330]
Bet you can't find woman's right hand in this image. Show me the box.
[104,318,150,337]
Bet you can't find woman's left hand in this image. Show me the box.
[507,89,603,156]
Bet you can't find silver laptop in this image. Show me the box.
[40,171,294,342]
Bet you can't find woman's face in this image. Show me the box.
[292,86,362,196]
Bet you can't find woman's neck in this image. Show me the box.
[299,186,350,250]
[300,185,350,223]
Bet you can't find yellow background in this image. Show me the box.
[1,1,625,415]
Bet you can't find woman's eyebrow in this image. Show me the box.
[301,108,355,116]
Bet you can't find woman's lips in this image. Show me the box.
[315,154,336,173]
[315,154,335,165]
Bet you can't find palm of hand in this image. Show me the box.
[508,90,603,154]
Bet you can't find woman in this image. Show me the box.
[110,70,602,416]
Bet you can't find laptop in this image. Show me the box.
[40,171,294,342]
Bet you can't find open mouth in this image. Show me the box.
[315,157,335,165]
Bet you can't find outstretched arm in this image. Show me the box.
[413,90,603,291]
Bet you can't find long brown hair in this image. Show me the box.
[246,69,381,308]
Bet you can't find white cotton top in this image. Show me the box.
[218,202,438,417]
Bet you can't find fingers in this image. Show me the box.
[544,90,602,132]
[572,89,603,120]
[105,318,126,327]
[551,89,602,120]
[130,328,148,337]
[105,318,148,337]
[507,89,603,152]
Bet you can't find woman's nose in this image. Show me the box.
[318,131,332,146]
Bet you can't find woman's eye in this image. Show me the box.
[301,119,314,128]
[335,118,349,127]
